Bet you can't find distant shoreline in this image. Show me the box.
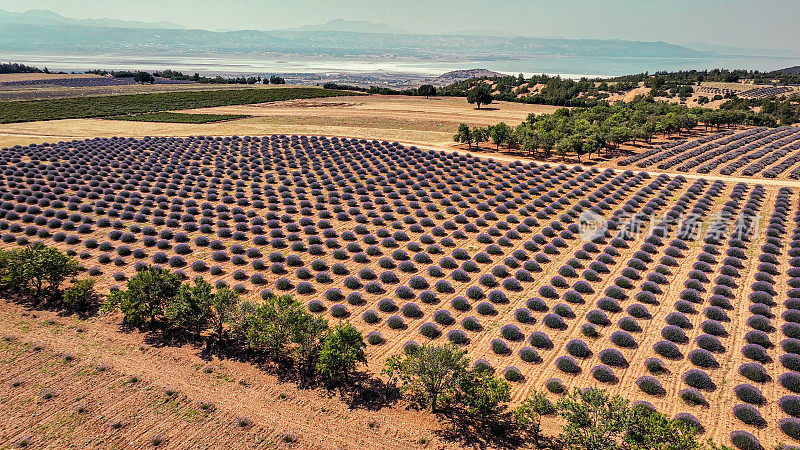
[2,52,800,81]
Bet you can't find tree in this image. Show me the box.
[472,126,489,149]
[459,366,511,416]
[293,312,329,376]
[419,84,436,98]
[583,134,603,161]
[386,344,469,412]
[467,84,493,109]
[316,322,366,381]
[624,406,701,450]
[62,279,97,313]
[1,244,78,301]
[134,71,155,84]
[454,123,474,149]
[208,287,240,343]
[246,294,308,359]
[515,390,555,445]
[490,122,512,150]
[556,388,629,450]
[103,266,181,327]
[269,75,286,84]
[165,278,212,338]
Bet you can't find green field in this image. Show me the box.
[0,87,353,124]
[108,112,251,124]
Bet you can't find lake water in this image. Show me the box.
[3,52,799,79]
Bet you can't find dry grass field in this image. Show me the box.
[0,94,561,149]
[2,131,800,449]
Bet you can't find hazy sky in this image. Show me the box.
[3,0,799,51]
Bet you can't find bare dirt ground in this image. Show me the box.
[0,300,485,449]
[0,94,560,149]
[0,73,103,83]
[2,92,800,448]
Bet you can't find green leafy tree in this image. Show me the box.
[467,84,493,109]
[584,134,603,161]
[228,299,258,343]
[134,71,155,84]
[624,406,701,450]
[459,366,511,416]
[515,390,555,445]
[317,322,366,381]
[419,84,436,98]
[387,343,469,412]
[62,279,97,312]
[454,123,474,149]
[293,312,329,375]
[1,244,79,301]
[246,294,308,359]
[165,278,212,337]
[472,126,489,149]
[208,287,240,342]
[556,388,630,450]
[490,122,512,150]
[104,266,181,327]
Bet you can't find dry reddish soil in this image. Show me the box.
[0,95,561,150]
[1,132,799,449]
[0,301,489,449]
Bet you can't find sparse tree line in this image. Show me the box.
[455,98,782,161]
[101,265,366,382]
[0,62,51,74]
[384,343,728,449]
[322,82,437,98]
[0,242,94,310]
[0,244,734,447]
[85,69,284,85]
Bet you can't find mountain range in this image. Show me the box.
[0,9,713,60]
[0,9,184,30]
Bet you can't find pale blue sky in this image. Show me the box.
[2,0,798,51]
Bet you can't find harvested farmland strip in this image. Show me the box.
[0,88,353,123]
[108,112,251,124]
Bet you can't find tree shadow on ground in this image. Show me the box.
[433,410,555,450]
[327,372,401,411]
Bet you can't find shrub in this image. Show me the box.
[679,388,707,407]
[529,331,553,349]
[734,383,766,405]
[387,315,406,329]
[617,316,641,332]
[779,395,800,417]
[308,298,325,313]
[610,330,636,348]
[461,316,482,332]
[565,339,591,358]
[545,378,565,394]
[330,304,349,318]
[653,340,682,359]
[636,375,665,396]
[476,302,497,316]
[779,417,800,441]
[585,309,610,326]
[739,363,770,383]
[781,372,800,394]
[729,430,761,450]
[589,365,615,383]
[732,404,765,427]
[543,313,566,329]
[554,355,580,374]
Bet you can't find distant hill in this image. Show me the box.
[436,69,508,81]
[0,9,184,29]
[0,10,711,61]
[777,66,800,74]
[281,19,408,35]
[685,41,798,57]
